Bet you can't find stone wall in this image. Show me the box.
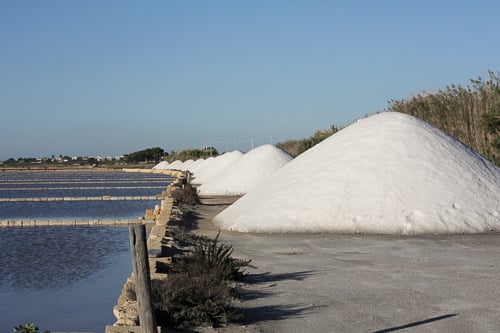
[0,219,143,227]
[106,170,184,333]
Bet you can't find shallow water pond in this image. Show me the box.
[0,226,132,332]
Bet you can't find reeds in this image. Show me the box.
[386,70,500,165]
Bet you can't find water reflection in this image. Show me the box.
[0,226,129,291]
[0,187,165,198]
[0,226,132,332]
[0,200,160,220]
[0,171,165,332]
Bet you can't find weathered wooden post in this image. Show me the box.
[129,224,157,333]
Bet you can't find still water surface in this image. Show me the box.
[0,171,172,332]
[0,226,131,332]
[0,171,172,220]
[0,200,161,220]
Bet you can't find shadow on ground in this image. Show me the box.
[236,270,321,324]
[245,270,319,284]
[168,210,201,232]
[242,304,317,323]
[372,313,458,333]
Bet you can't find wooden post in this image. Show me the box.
[129,224,157,333]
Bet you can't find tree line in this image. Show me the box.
[123,147,166,163]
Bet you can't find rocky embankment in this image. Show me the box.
[106,169,187,333]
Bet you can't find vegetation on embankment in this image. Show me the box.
[152,231,252,329]
[165,147,219,162]
[277,71,500,166]
[386,70,500,166]
[149,183,252,330]
[276,125,339,157]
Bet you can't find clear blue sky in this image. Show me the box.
[1,1,500,160]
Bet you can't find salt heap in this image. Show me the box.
[191,151,244,184]
[214,112,500,234]
[197,144,293,196]
[167,160,183,170]
[177,159,195,171]
[189,157,213,174]
[189,158,205,168]
[152,161,169,170]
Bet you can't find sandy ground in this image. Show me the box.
[187,197,500,333]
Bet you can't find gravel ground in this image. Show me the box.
[188,197,500,333]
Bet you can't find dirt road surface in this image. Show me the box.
[188,197,500,333]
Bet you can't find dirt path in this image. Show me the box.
[190,197,500,333]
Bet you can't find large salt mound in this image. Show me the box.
[191,151,243,184]
[214,112,500,234]
[198,144,293,196]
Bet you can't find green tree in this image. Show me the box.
[124,147,165,163]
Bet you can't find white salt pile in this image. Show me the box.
[167,160,183,170]
[214,112,500,234]
[177,159,195,171]
[191,151,243,184]
[185,158,205,172]
[189,157,213,174]
[153,157,208,171]
[198,144,293,196]
[152,161,169,170]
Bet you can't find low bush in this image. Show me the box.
[152,232,253,329]
[170,183,199,206]
[175,232,252,282]
[277,125,339,156]
[152,272,239,329]
[13,323,49,333]
[166,147,218,162]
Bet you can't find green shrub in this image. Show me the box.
[175,232,252,282]
[166,147,218,163]
[170,183,199,206]
[152,232,253,329]
[152,272,239,329]
[277,125,339,156]
[13,323,49,333]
